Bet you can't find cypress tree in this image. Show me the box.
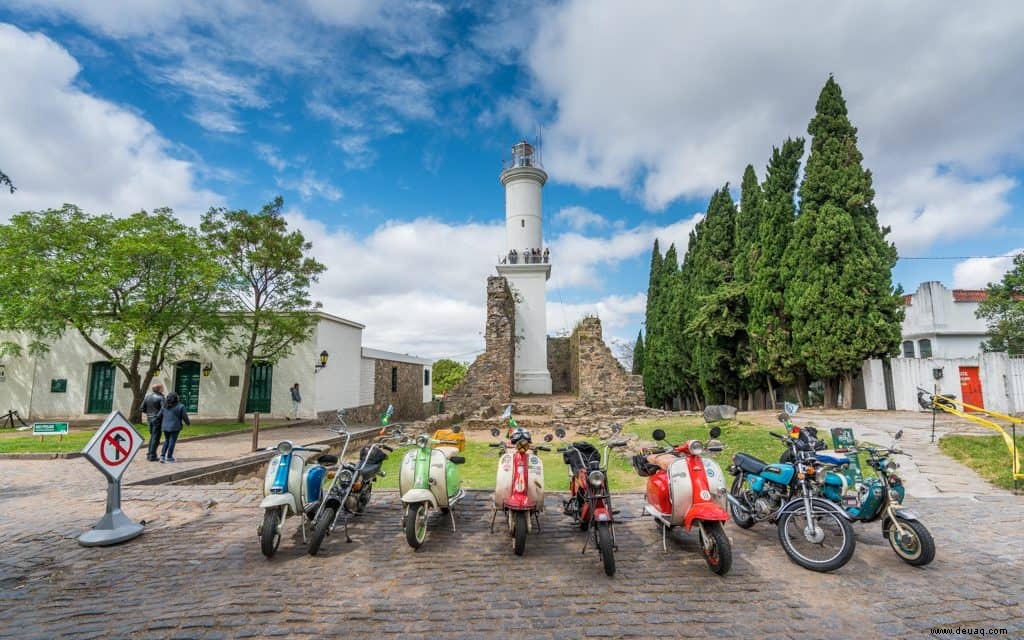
[748,137,805,405]
[733,165,764,408]
[642,240,665,406]
[632,330,645,375]
[670,230,702,410]
[659,244,681,405]
[783,76,902,408]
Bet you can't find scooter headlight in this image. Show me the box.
[815,468,827,484]
[588,470,606,488]
[687,440,704,456]
[885,460,900,472]
[276,441,293,455]
[416,434,430,449]
[338,468,353,485]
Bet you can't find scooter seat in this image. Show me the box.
[646,453,678,471]
[359,462,381,479]
[733,452,767,476]
[296,445,329,461]
[436,446,460,460]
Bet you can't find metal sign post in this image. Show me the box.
[77,411,145,547]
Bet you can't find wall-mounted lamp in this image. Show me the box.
[152,368,161,378]
[0,364,6,383]
[202,362,213,377]
[314,350,329,373]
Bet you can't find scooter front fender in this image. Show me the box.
[259,494,296,514]
[401,488,438,510]
[683,501,729,530]
[778,496,852,520]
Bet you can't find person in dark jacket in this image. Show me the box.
[158,392,190,463]
[140,384,165,461]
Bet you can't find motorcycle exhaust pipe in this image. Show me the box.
[724,492,749,514]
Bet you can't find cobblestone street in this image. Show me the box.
[3,478,1022,639]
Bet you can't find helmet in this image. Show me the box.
[509,427,532,446]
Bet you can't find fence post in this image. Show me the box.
[251,412,260,453]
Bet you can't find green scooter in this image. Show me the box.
[398,425,467,549]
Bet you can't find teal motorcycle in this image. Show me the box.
[398,425,467,549]
[814,430,935,566]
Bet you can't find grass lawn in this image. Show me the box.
[623,415,786,467]
[0,422,252,454]
[939,434,1024,491]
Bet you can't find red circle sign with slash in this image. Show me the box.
[100,426,134,466]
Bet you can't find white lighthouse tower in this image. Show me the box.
[496,141,552,394]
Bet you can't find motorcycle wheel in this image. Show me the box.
[698,521,732,575]
[578,497,590,531]
[260,508,282,558]
[777,503,855,572]
[728,476,755,529]
[513,511,528,556]
[596,522,615,577]
[887,517,935,566]
[405,502,428,549]
[308,506,335,556]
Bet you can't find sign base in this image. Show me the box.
[77,508,145,546]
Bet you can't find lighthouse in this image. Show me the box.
[496,141,552,394]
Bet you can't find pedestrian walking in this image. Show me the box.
[289,383,302,419]
[158,392,190,463]
[140,384,165,461]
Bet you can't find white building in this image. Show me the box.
[0,312,432,421]
[495,141,552,394]
[900,281,991,359]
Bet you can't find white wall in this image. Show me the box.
[901,281,988,358]
[358,357,376,406]
[498,264,552,394]
[422,364,433,403]
[503,170,545,251]
[312,317,363,412]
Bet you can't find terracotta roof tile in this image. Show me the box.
[952,290,987,303]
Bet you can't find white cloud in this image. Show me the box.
[0,24,218,221]
[255,143,289,172]
[553,206,607,232]
[279,171,343,202]
[548,293,647,337]
[335,135,377,170]
[953,250,1022,289]
[189,108,242,134]
[526,1,1024,251]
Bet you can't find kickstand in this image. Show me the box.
[489,508,497,533]
[344,517,352,543]
[301,519,308,544]
[612,524,618,552]
[532,512,541,533]
[661,524,667,552]
[580,530,590,555]
[448,509,456,533]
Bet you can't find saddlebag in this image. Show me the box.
[631,453,659,477]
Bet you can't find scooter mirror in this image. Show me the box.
[490,427,500,437]
[709,426,722,438]
[895,429,903,440]
[777,412,790,423]
[611,423,622,434]
[452,425,462,433]
[555,428,566,438]
[652,429,666,441]
[783,402,800,415]
[543,433,553,442]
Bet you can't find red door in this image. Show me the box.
[958,367,984,409]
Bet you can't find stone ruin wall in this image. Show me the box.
[547,336,572,393]
[443,276,515,417]
[570,316,645,410]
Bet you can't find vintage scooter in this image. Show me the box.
[558,424,626,576]
[632,427,732,574]
[489,406,555,556]
[398,425,467,549]
[814,430,935,566]
[257,438,337,558]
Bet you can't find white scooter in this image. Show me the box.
[258,438,337,558]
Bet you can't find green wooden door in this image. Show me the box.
[174,361,201,413]
[87,362,115,414]
[246,362,273,413]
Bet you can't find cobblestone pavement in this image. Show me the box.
[2,481,1022,639]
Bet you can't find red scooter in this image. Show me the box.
[489,409,554,555]
[632,426,733,575]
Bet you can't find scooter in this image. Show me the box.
[489,406,555,556]
[257,438,337,558]
[815,429,935,566]
[307,424,398,555]
[726,410,856,572]
[398,425,467,549]
[632,426,732,574]
[558,424,627,576]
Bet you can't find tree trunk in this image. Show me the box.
[795,374,809,407]
[236,354,254,423]
[766,377,775,410]
[840,372,854,409]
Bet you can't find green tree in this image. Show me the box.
[0,169,13,193]
[632,330,644,375]
[733,165,764,408]
[748,137,805,404]
[977,252,1024,355]
[201,196,326,422]
[0,205,225,422]
[432,358,468,395]
[783,76,903,408]
[642,240,666,406]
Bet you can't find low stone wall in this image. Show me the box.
[444,277,515,417]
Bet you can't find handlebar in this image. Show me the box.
[556,447,567,453]
[609,441,627,448]
[536,445,551,452]
[382,444,394,452]
[489,443,501,448]
[769,432,787,440]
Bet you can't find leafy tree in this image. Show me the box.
[642,240,666,406]
[977,252,1024,355]
[0,169,13,193]
[632,330,644,375]
[748,138,805,404]
[783,77,902,407]
[733,165,763,407]
[201,196,326,422]
[0,205,225,422]
[433,358,468,395]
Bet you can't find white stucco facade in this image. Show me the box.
[901,281,990,359]
[0,312,432,421]
[497,141,551,394]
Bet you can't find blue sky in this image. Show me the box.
[1,1,1023,361]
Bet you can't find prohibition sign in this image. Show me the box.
[100,426,134,466]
